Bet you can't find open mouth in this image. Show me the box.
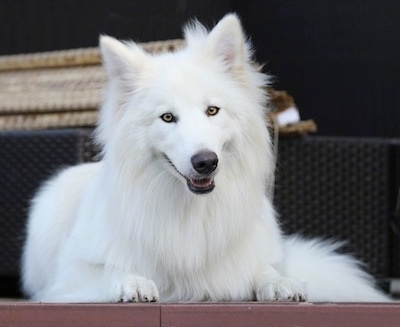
[186,177,215,194]
[163,154,216,194]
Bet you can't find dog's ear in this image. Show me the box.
[99,35,149,87]
[96,36,150,148]
[205,13,248,73]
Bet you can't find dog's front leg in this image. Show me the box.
[254,265,307,302]
[38,261,159,303]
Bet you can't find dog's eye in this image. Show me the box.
[206,106,220,116]
[160,113,176,123]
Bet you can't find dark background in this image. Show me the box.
[1,0,399,138]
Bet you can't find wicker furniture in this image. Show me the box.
[0,41,399,301]
[1,130,399,298]
[0,40,184,131]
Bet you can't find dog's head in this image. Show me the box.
[97,14,270,195]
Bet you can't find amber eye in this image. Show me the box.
[206,106,220,116]
[160,113,176,123]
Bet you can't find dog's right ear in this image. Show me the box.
[99,35,149,86]
[96,36,151,148]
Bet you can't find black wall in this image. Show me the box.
[1,0,399,137]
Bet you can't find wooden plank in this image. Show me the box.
[1,302,400,327]
[161,302,400,327]
[0,302,160,327]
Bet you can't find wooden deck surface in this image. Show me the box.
[0,301,399,326]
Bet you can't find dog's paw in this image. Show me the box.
[113,275,159,303]
[256,277,307,302]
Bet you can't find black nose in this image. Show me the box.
[191,151,218,174]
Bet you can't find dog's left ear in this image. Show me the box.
[206,13,248,73]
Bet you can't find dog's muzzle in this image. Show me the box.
[187,151,218,194]
[164,151,218,195]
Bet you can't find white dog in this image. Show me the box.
[22,14,389,302]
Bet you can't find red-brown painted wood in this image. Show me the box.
[161,303,400,327]
[0,302,160,327]
[0,302,399,327]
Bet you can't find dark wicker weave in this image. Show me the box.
[274,137,394,277]
[0,131,398,297]
[0,129,94,278]
[391,142,400,277]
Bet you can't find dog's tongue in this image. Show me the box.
[190,178,213,188]
[187,177,215,194]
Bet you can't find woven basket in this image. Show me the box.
[0,40,184,131]
[0,40,316,135]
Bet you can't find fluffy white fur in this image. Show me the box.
[22,14,389,302]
